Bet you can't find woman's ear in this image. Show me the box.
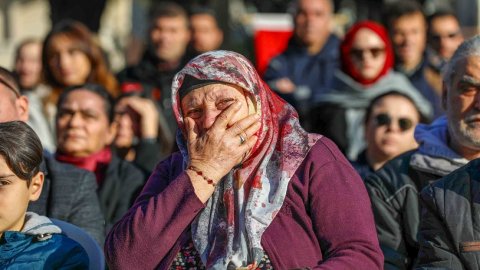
[29,171,44,201]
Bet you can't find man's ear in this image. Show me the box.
[16,95,29,122]
[29,171,44,202]
[106,121,118,145]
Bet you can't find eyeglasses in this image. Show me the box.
[350,47,385,60]
[374,113,414,132]
[430,31,461,42]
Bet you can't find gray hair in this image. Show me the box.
[443,35,480,87]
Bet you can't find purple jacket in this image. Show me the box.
[105,137,383,269]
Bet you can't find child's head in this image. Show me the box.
[0,121,44,236]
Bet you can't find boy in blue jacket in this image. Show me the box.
[0,121,89,269]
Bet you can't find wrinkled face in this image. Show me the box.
[56,89,116,157]
[294,0,332,48]
[0,155,43,237]
[150,16,191,62]
[180,83,254,136]
[429,15,463,59]
[0,85,28,123]
[113,98,140,148]
[190,14,223,53]
[47,35,92,86]
[446,56,480,152]
[365,95,420,160]
[350,28,387,80]
[14,42,43,89]
[391,12,427,66]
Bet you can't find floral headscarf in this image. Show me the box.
[171,51,321,268]
[340,21,394,85]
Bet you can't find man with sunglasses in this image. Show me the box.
[365,36,480,269]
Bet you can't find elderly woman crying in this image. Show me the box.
[105,51,383,269]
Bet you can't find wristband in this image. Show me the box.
[188,165,216,186]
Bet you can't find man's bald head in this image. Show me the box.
[0,67,29,122]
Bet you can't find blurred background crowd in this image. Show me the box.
[0,0,480,267]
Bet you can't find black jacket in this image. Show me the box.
[365,151,440,269]
[98,156,145,231]
[28,155,105,244]
[416,158,480,270]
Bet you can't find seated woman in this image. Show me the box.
[41,20,119,129]
[351,91,429,179]
[105,51,383,269]
[307,21,432,160]
[54,84,145,230]
[0,121,88,268]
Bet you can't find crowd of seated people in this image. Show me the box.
[3,0,480,269]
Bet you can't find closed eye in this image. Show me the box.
[217,98,235,110]
[186,108,202,119]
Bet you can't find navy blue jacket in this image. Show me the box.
[395,60,444,119]
[263,35,340,117]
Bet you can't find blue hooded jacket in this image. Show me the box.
[0,212,89,269]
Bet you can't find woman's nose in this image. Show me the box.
[201,109,221,130]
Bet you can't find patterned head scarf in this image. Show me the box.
[340,20,394,85]
[171,50,321,269]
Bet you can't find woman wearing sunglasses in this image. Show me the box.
[352,91,429,179]
[307,21,432,161]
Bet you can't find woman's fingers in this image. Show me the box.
[227,113,260,138]
[243,121,261,139]
[210,101,241,132]
[185,117,198,143]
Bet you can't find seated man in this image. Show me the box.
[263,0,340,122]
[365,35,480,269]
[0,121,89,269]
[426,9,464,72]
[188,6,224,56]
[0,66,105,244]
[383,0,444,117]
[417,157,480,269]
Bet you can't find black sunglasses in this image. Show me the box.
[374,113,414,132]
[350,47,385,60]
[431,31,461,42]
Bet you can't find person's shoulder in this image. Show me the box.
[117,58,156,82]
[364,150,417,192]
[45,234,89,268]
[322,34,341,54]
[43,155,94,180]
[423,158,480,197]
[306,136,350,166]
[111,156,146,179]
